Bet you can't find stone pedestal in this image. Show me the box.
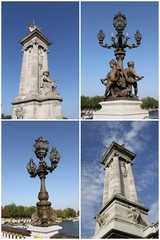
[94,195,149,239]
[93,100,149,119]
[12,94,63,119]
[27,225,62,238]
[94,142,154,238]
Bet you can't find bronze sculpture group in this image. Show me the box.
[101,60,143,100]
[98,12,143,101]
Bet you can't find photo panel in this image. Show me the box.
[2,121,79,238]
[81,2,158,120]
[2,2,79,120]
[81,121,158,238]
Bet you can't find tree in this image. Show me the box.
[2,204,77,219]
[1,113,12,119]
[64,208,77,218]
[2,204,36,218]
[81,96,103,110]
[6,204,18,218]
[56,209,66,219]
[1,113,5,119]
[25,206,36,218]
[17,206,25,218]
[141,97,158,109]
[55,208,77,219]
[81,96,91,110]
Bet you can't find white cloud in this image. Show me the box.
[136,160,158,192]
[101,122,126,147]
[81,158,104,237]
[81,121,156,237]
[124,121,150,152]
[148,201,159,224]
[101,121,150,154]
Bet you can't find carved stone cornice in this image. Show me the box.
[101,142,136,166]
[20,29,52,46]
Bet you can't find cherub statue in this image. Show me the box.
[124,61,144,97]
[100,59,118,99]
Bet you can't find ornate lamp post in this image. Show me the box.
[93,12,148,119]
[97,12,142,69]
[26,137,60,227]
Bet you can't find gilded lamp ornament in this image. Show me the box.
[26,137,61,227]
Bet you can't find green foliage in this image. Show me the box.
[2,204,77,220]
[24,206,36,218]
[1,113,5,119]
[2,204,36,218]
[81,96,103,110]
[1,113,12,119]
[6,204,17,218]
[141,97,158,109]
[55,208,77,219]
[64,208,77,218]
[56,209,66,219]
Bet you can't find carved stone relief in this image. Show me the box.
[128,207,140,223]
[15,106,25,119]
[39,71,58,96]
[121,162,128,177]
[96,213,107,227]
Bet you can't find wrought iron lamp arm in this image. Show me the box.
[125,30,142,49]
[99,37,116,49]
[98,37,117,49]
[47,164,57,173]
[125,42,141,49]
[99,42,114,49]
[98,29,115,49]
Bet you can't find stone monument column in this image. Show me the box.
[94,142,150,238]
[12,24,63,119]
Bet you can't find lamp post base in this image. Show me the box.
[27,225,62,238]
[93,100,149,119]
[31,206,57,227]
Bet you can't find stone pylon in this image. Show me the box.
[94,142,155,238]
[12,27,63,119]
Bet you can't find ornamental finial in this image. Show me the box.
[27,20,42,32]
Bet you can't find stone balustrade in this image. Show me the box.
[1,225,31,239]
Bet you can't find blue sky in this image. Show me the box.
[81,2,158,100]
[81,121,158,238]
[2,2,79,119]
[2,121,79,211]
